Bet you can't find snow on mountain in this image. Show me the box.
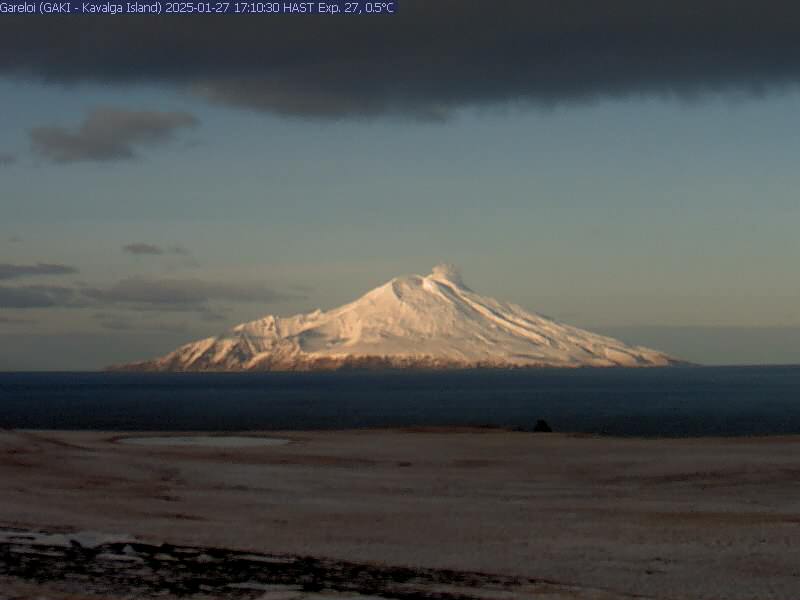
[111,265,682,371]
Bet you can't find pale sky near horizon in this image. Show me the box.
[2,4,800,368]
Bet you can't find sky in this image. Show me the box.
[1,1,799,369]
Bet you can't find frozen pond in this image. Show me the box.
[117,436,291,447]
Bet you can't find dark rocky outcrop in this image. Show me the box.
[533,419,553,433]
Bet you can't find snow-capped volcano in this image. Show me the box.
[112,265,681,371]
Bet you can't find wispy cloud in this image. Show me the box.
[31,107,198,163]
[123,243,164,256]
[0,152,15,166]
[122,243,191,256]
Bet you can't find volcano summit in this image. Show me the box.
[112,265,681,371]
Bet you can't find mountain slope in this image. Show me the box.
[111,265,682,371]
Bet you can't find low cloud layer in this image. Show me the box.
[91,312,189,334]
[0,263,78,280]
[4,3,800,118]
[0,276,299,312]
[30,107,198,163]
[0,285,84,309]
[83,276,294,309]
[0,315,35,325]
[0,153,15,166]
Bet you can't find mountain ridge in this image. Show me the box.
[110,265,683,372]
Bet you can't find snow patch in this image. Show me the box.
[117,436,291,447]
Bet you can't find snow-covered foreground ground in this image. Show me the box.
[1,429,799,599]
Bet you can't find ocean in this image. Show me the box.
[1,366,798,437]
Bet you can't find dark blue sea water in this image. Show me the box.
[1,367,799,437]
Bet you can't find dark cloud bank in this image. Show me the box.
[3,1,800,118]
